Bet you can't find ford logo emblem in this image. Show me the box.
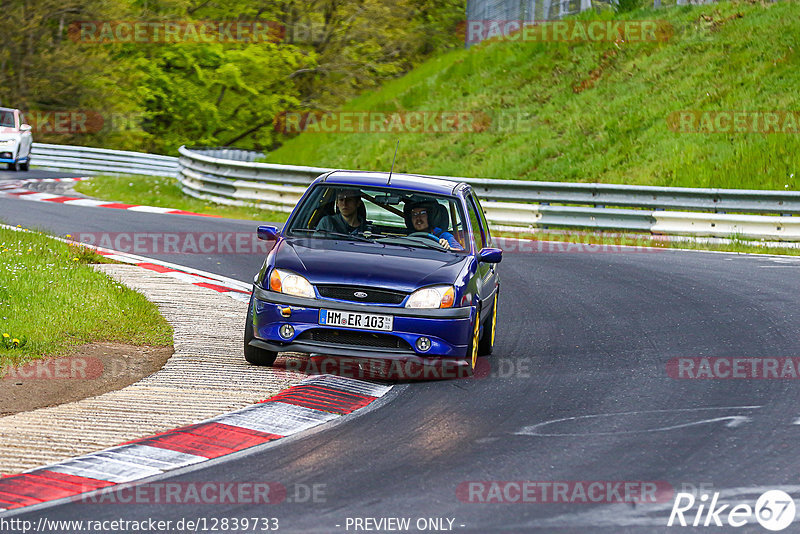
[353,291,368,298]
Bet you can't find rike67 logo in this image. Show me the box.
[668,490,796,531]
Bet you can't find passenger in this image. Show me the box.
[407,201,463,250]
[316,188,367,235]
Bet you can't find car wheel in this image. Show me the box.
[466,308,480,372]
[7,160,19,171]
[20,158,29,171]
[478,294,497,356]
[244,296,278,366]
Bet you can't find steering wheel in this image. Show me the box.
[408,231,440,242]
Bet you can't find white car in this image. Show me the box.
[0,107,32,171]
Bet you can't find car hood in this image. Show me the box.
[272,237,469,292]
[0,130,21,139]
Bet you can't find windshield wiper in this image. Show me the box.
[291,228,373,242]
[376,236,446,251]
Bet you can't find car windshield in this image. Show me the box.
[285,184,469,253]
[0,111,15,128]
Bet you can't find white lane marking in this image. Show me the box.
[127,205,179,214]
[163,271,209,284]
[41,445,206,483]
[62,198,111,207]
[304,374,393,397]
[0,181,25,190]
[214,402,338,436]
[14,192,61,201]
[516,406,761,436]
[96,445,207,470]
[45,456,162,484]
[224,292,252,302]
[100,254,138,262]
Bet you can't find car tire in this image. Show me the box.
[465,307,480,372]
[244,296,278,366]
[478,293,497,357]
[20,158,29,171]
[7,160,19,171]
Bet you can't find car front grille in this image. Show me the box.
[297,328,412,351]
[316,285,406,304]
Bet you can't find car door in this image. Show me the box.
[472,192,499,307]
[465,192,497,318]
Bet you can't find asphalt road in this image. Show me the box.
[4,172,800,533]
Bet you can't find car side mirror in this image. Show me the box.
[478,247,502,263]
[20,124,32,132]
[257,225,279,241]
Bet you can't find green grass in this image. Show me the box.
[266,1,800,191]
[74,175,290,223]
[0,225,173,368]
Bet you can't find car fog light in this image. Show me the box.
[416,337,431,352]
[279,324,295,339]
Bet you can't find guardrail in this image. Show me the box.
[177,145,800,241]
[31,143,179,177]
[23,143,799,241]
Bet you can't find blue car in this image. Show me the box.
[245,170,501,376]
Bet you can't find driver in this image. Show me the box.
[316,188,367,235]
[407,201,463,250]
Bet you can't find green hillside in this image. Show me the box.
[266,1,800,190]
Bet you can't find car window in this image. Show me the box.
[18,113,24,127]
[285,184,468,252]
[0,111,14,128]
[466,196,485,251]
[471,194,492,247]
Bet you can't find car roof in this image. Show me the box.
[320,170,464,196]
[0,107,18,113]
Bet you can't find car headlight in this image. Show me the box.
[405,285,455,309]
[268,268,315,298]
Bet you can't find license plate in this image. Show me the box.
[319,309,393,331]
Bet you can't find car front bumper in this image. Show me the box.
[251,285,475,361]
